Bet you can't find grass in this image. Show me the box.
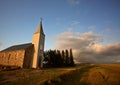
[99,64,120,85]
[85,66,109,85]
[0,67,78,85]
[0,64,120,85]
[79,64,120,85]
[55,65,94,85]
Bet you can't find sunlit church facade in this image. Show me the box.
[0,21,45,68]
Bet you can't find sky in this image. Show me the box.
[0,0,120,63]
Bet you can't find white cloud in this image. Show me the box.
[55,30,120,64]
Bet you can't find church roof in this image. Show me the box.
[1,43,33,52]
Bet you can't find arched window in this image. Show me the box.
[2,53,5,60]
[15,52,18,60]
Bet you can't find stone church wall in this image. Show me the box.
[0,50,25,68]
[23,45,34,68]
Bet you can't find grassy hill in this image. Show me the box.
[0,64,120,85]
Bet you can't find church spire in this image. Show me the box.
[35,18,44,35]
[32,20,45,68]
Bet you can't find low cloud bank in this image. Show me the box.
[55,30,120,63]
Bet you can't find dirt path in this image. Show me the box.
[44,65,95,85]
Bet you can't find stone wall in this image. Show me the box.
[0,50,25,68]
[23,45,34,68]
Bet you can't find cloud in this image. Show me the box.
[0,42,6,51]
[70,21,80,26]
[104,28,112,33]
[0,42,2,46]
[96,43,120,56]
[70,20,84,29]
[66,0,80,6]
[56,31,103,49]
[88,25,96,31]
[102,28,112,34]
[55,30,120,64]
[102,28,119,43]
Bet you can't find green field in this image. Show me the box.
[0,64,120,85]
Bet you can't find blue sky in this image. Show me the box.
[0,0,120,63]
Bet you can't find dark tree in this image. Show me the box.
[56,50,63,67]
[69,48,74,66]
[61,50,65,64]
[65,49,69,66]
[43,49,75,68]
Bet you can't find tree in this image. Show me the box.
[55,50,62,67]
[61,50,65,64]
[69,48,74,66]
[65,49,69,66]
[43,49,75,68]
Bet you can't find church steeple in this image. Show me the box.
[34,20,44,35]
[32,20,45,68]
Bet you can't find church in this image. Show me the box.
[0,21,45,68]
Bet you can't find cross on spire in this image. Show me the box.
[40,17,43,24]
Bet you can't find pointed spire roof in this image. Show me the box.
[34,20,45,35]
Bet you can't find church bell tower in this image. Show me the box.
[32,20,45,68]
